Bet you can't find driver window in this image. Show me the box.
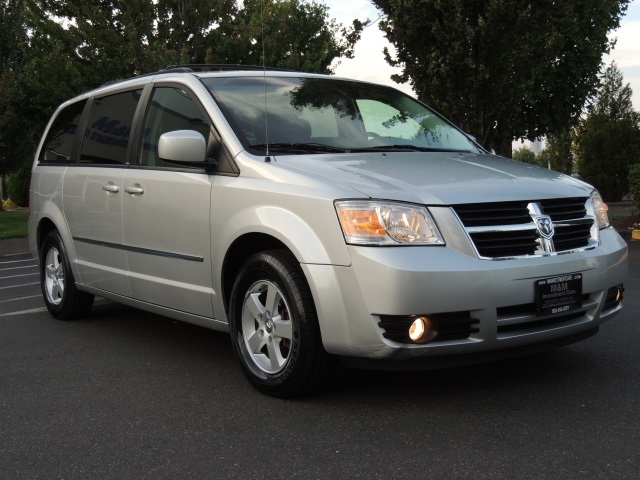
[139,87,210,167]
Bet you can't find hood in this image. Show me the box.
[274,152,592,205]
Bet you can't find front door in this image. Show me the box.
[122,85,214,317]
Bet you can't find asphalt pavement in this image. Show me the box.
[0,236,30,258]
[1,237,639,479]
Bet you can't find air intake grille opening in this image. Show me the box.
[379,311,479,344]
[603,284,624,311]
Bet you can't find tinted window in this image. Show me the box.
[139,87,210,167]
[80,89,142,164]
[39,100,87,164]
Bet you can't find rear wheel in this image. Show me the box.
[40,231,94,319]
[229,250,333,397]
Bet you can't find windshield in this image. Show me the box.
[202,76,481,154]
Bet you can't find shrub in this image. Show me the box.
[6,161,31,207]
[2,198,19,210]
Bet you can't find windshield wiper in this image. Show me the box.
[348,145,470,153]
[249,142,348,154]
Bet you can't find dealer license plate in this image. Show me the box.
[535,273,582,316]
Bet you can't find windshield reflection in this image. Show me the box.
[203,76,480,154]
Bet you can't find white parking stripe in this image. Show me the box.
[0,294,42,304]
[0,282,40,290]
[0,307,48,317]
[0,273,39,280]
[0,265,38,272]
[0,259,35,265]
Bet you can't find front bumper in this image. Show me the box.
[302,228,628,362]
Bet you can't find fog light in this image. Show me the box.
[615,287,623,302]
[409,316,436,344]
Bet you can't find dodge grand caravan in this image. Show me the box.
[28,66,628,397]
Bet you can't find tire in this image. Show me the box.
[40,230,94,320]
[228,250,333,398]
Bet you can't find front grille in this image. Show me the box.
[539,197,586,221]
[453,197,597,259]
[454,201,530,226]
[378,311,479,344]
[553,224,592,251]
[468,230,539,257]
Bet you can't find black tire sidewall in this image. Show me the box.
[40,231,68,315]
[229,251,320,396]
[40,230,93,319]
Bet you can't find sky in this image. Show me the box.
[325,0,640,110]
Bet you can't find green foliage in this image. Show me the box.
[513,147,537,165]
[6,160,31,207]
[0,0,29,177]
[513,147,547,168]
[573,64,640,202]
[545,130,574,174]
[628,164,640,213]
[574,115,640,201]
[220,0,363,73]
[372,0,629,157]
[0,0,363,182]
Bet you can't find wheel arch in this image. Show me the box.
[37,217,58,252]
[221,233,291,315]
[35,214,80,281]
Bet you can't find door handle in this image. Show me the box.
[102,182,120,193]
[125,184,144,195]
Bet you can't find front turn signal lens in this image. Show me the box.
[589,190,610,229]
[335,200,445,246]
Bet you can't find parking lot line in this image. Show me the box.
[0,273,39,280]
[0,306,48,317]
[0,282,39,290]
[0,265,38,272]
[0,259,35,265]
[0,294,42,304]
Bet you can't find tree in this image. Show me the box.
[513,146,546,168]
[545,130,574,174]
[0,0,30,209]
[217,0,363,73]
[0,0,28,178]
[372,0,630,157]
[573,63,640,202]
[0,0,363,206]
[512,147,537,165]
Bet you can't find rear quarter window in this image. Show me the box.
[39,100,87,164]
[80,89,142,165]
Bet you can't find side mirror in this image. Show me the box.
[158,130,206,165]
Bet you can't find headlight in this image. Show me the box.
[590,191,610,229]
[335,200,445,245]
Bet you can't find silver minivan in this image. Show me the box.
[28,66,628,397]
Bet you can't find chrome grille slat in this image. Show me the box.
[453,197,596,259]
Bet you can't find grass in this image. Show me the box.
[0,210,29,239]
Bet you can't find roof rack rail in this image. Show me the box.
[160,64,297,73]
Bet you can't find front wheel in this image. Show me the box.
[40,231,94,319]
[229,250,333,397]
